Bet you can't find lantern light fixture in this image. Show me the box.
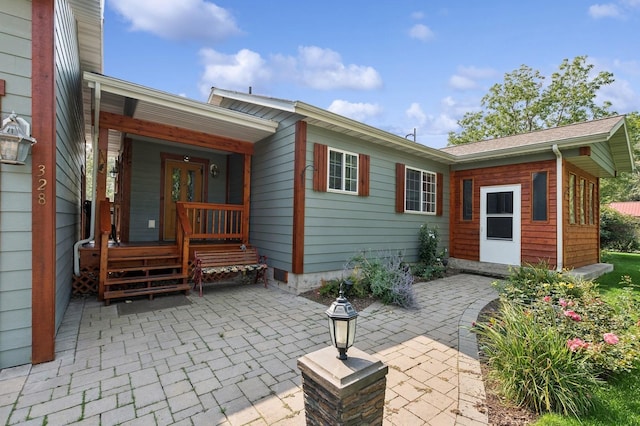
[325,279,358,360]
[0,112,37,165]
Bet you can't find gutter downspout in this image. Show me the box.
[74,82,101,275]
[552,144,563,272]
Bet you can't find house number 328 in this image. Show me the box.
[37,164,47,205]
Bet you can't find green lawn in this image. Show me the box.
[597,251,640,293]
[534,251,640,426]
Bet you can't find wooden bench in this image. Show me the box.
[193,245,268,296]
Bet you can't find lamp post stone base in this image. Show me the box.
[297,346,388,426]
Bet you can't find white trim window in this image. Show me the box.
[405,167,436,213]
[328,147,359,194]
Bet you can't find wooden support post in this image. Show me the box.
[94,126,109,243]
[31,0,56,364]
[242,153,251,244]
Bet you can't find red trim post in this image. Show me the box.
[31,0,56,364]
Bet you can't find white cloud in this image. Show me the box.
[598,79,639,112]
[613,59,640,75]
[449,65,497,90]
[457,66,497,80]
[404,102,460,138]
[411,11,425,20]
[296,46,383,90]
[406,102,427,125]
[108,0,241,42]
[449,75,477,90]
[327,100,382,122]
[198,45,382,95]
[428,114,459,135]
[588,3,623,18]
[198,48,271,94]
[409,24,435,42]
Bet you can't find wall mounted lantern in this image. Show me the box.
[0,112,37,165]
[210,163,219,178]
[325,280,358,360]
[109,162,118,178]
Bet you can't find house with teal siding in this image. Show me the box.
[0,0,634,370]
[0,0,102,369]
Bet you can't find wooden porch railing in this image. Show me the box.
[175,201,249,274]
[176,202,247,241]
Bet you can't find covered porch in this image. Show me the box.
[74,73,279,302]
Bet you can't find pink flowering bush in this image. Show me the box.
[492,265,640,375]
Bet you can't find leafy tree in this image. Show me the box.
[448,56,615,145]
[600,112,640,203]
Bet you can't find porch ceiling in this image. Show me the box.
[84,72,279,154]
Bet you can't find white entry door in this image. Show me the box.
[480,185,521,265]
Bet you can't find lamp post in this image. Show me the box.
[325,281,358,360]
[299,280,387,425]
[0,112,37,165]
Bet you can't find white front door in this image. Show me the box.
[480,185,521,265]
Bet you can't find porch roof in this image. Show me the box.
[84,73,279,154]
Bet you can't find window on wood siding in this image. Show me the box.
[579,178,586,225]
[313,143,370,196]
[568,173,576,224]
[588,182,595,225]
[532,171,548,221]
[462,179,473,220]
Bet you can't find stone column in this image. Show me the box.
[297,346,388,426]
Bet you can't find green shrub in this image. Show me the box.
[350,250,418,309]
[600,206,640,252]
[492,262,587,304]
[418,224,439,265]
[414,223,446,280]
[318,274,370,299]
[473,301,600,416]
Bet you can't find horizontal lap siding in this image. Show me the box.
[249,123,296,271]
[563,162,600,268]
[0,0,33,368]
[304,126,449,274]
[450,160,557,266]
[54,0,84,331]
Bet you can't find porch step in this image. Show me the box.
[108,254,180,262]
[101,245,190,305]
[105,273,188,286]
[108,263,182,274]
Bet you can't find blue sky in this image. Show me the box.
[103,0,640,148]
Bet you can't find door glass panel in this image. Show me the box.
[487,217,513,239]
[171,168,181,202]
[187,170,195,202]
[486,192,513,214]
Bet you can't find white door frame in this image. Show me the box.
[480,184,521,265]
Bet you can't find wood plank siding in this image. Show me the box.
[0,0,34,369]
[449,160,558,267]
[563,162,600,268]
